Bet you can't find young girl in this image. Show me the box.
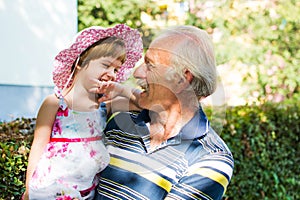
[23,24,143,200]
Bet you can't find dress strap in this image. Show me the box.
[54,86,64,98]
[54,86,68,110]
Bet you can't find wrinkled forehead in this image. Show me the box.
[146,35,181,64]
[149,34,180,50]
[145,47,172,66]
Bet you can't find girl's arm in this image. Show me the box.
[106,90,142,115]
[23,94,59,199]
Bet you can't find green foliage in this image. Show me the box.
[77,0,299,104]
[1,105,299,199]
[0,118,35,143]
[0,141,31,199]
[0,118,34,199]
[218,103,300,199]
[186,0,300,104]
[78,0,160,47]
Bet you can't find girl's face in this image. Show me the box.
[77,56,122,90]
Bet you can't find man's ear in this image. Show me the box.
[174,69,194,94]
[183,69,193,83]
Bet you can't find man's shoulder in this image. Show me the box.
[184,128,233,161]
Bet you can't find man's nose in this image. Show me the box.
[133,63,147,79]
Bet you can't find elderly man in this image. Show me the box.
[94,25,234,200]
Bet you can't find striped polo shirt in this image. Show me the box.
[95,108,234,200]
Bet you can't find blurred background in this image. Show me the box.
[1,0,299,121]
[78,0,300,106]
[0,0,299,199]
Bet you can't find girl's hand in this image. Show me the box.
[89,79,113,95]
[89,79,126,102]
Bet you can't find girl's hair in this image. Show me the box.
[72,36,126,70]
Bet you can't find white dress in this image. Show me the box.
[29,91,110,200]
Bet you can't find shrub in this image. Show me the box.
[0,118,34,199]
[219,103,300,200]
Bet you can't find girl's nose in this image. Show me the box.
[106,68,116,81]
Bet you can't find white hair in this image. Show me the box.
[155,25,217,97]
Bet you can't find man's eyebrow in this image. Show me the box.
[144,55,154,63]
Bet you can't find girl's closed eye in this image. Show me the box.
[102,63,110,68]
[102,62,119,72]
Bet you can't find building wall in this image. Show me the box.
[0,84,53,121]
[0,0,77,121]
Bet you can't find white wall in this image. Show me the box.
[0,84,53,121]
[0,0,77,121]
[0,0,77,86]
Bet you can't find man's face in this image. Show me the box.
[133,39,180,111]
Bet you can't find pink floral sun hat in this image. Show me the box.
[53,24,143,89]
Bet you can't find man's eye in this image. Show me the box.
[146,63,155,70]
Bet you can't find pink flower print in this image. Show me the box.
[57,178,64,185]
[55,195,73,200]
[90,149,97,158]
[53,118,62,135]
[46,143,57,158]
[31,170,38,179]
[87,118,95,135]
[57,143,69,158]
[57,106,69,117]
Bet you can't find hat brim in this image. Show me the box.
[53,24,143,89]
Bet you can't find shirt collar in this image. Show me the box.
[179,107,209,140]
[136,107,209,153]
